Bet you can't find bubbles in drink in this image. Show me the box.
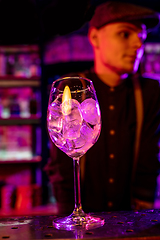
[81,98,100,125]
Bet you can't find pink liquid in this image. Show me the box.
[47,98,101,158]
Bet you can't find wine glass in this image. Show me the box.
[47,76,104,230]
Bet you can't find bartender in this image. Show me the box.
[45,1,160,214]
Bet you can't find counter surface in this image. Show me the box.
[0,209,160,239]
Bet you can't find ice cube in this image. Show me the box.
[65,139,74,150]
[72,135,86,149]
[81,120,100,143]
[63,119,81,140]
[48,130,66,148]
[62,99,83,140]
[50,95,62,115]
[48,112,63,133]
[80,120,94,142]
[72,121,94,153]
[48,97,63,132]
[81,98,100,125]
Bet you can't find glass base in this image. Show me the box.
[53,212,105,231]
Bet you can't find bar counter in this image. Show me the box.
[1,209,160,239]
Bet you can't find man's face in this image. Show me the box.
[91,21,147,74]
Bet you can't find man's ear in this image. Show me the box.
[88,27,99,48]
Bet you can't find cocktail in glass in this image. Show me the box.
[47,76,104,230]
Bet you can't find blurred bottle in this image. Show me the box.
[10,95,20,116]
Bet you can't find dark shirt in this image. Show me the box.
[45,70,160,214]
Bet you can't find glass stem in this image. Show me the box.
[73,157,84,215]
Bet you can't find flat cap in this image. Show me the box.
[89,1,160,31]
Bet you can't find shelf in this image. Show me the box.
[142,73,160,81]
[0,45,44,205]
[0,116,41,125]
[0,45,39,53]
[0,76,40,87]
[0,155,41,164]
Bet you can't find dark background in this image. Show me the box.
[0,0,159,45]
